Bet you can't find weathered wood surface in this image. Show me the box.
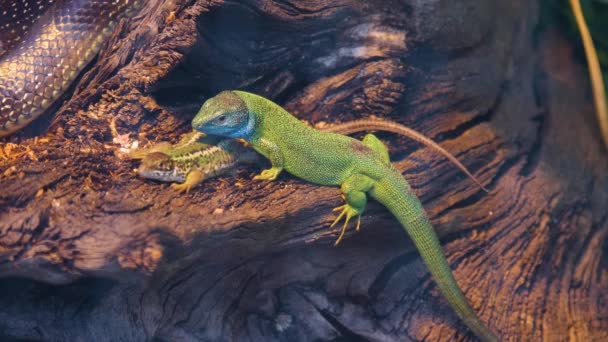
[0,0,607,341]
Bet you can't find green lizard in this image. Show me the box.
[191,90,497,341]
[132,118,488,194]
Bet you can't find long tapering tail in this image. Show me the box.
[324,119,489,192]
[370,172,498,342]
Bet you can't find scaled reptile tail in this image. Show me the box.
[324,119,489,192]
[370,172,498,342]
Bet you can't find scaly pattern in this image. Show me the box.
[133,118,488,193]
[130,132,258,193]
[191,91,497,341]
[0,0,140,137]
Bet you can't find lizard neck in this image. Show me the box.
[229,110,256,140]
[235,91,311,143]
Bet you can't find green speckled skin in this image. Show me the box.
[192,91,497,341]
[136,118,488,195]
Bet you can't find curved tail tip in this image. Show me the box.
[463,317,499,342]
[472,180,491,193]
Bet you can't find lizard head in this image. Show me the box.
[192,91,252,139]
[137,152,184,182]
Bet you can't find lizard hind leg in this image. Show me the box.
[361,133,390,164]
[331,173,375,245]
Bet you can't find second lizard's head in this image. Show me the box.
[192,91,253,139]
[137,152,185,182]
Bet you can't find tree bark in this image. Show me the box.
[0,0,607,341]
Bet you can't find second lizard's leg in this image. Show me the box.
[361,133,390,164]
[171,170,205,194]
[332,173,375,245]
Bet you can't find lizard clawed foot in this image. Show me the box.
[330,204,361,246]
[171,182,192,194]
[253,167,281,181]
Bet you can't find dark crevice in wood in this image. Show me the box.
[518,113,546,177]
[438,81,508,143]
[316,308,369,342]
[367,251,422,300]
[431,188,493,223]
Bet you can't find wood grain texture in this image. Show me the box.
[0,0,606,341]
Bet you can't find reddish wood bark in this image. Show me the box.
[0,0,606,341]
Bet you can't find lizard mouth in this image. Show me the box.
[136,152,185,183]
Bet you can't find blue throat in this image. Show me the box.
[228,112,255,141]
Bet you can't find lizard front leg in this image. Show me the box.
[332,173,375,245]
[252,137,284,181]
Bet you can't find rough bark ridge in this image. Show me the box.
[0,0,607,341]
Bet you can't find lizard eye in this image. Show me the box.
[217,115,227,124]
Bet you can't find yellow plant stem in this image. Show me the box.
[570,0,608,149]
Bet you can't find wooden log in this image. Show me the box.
[0,0,606,340]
